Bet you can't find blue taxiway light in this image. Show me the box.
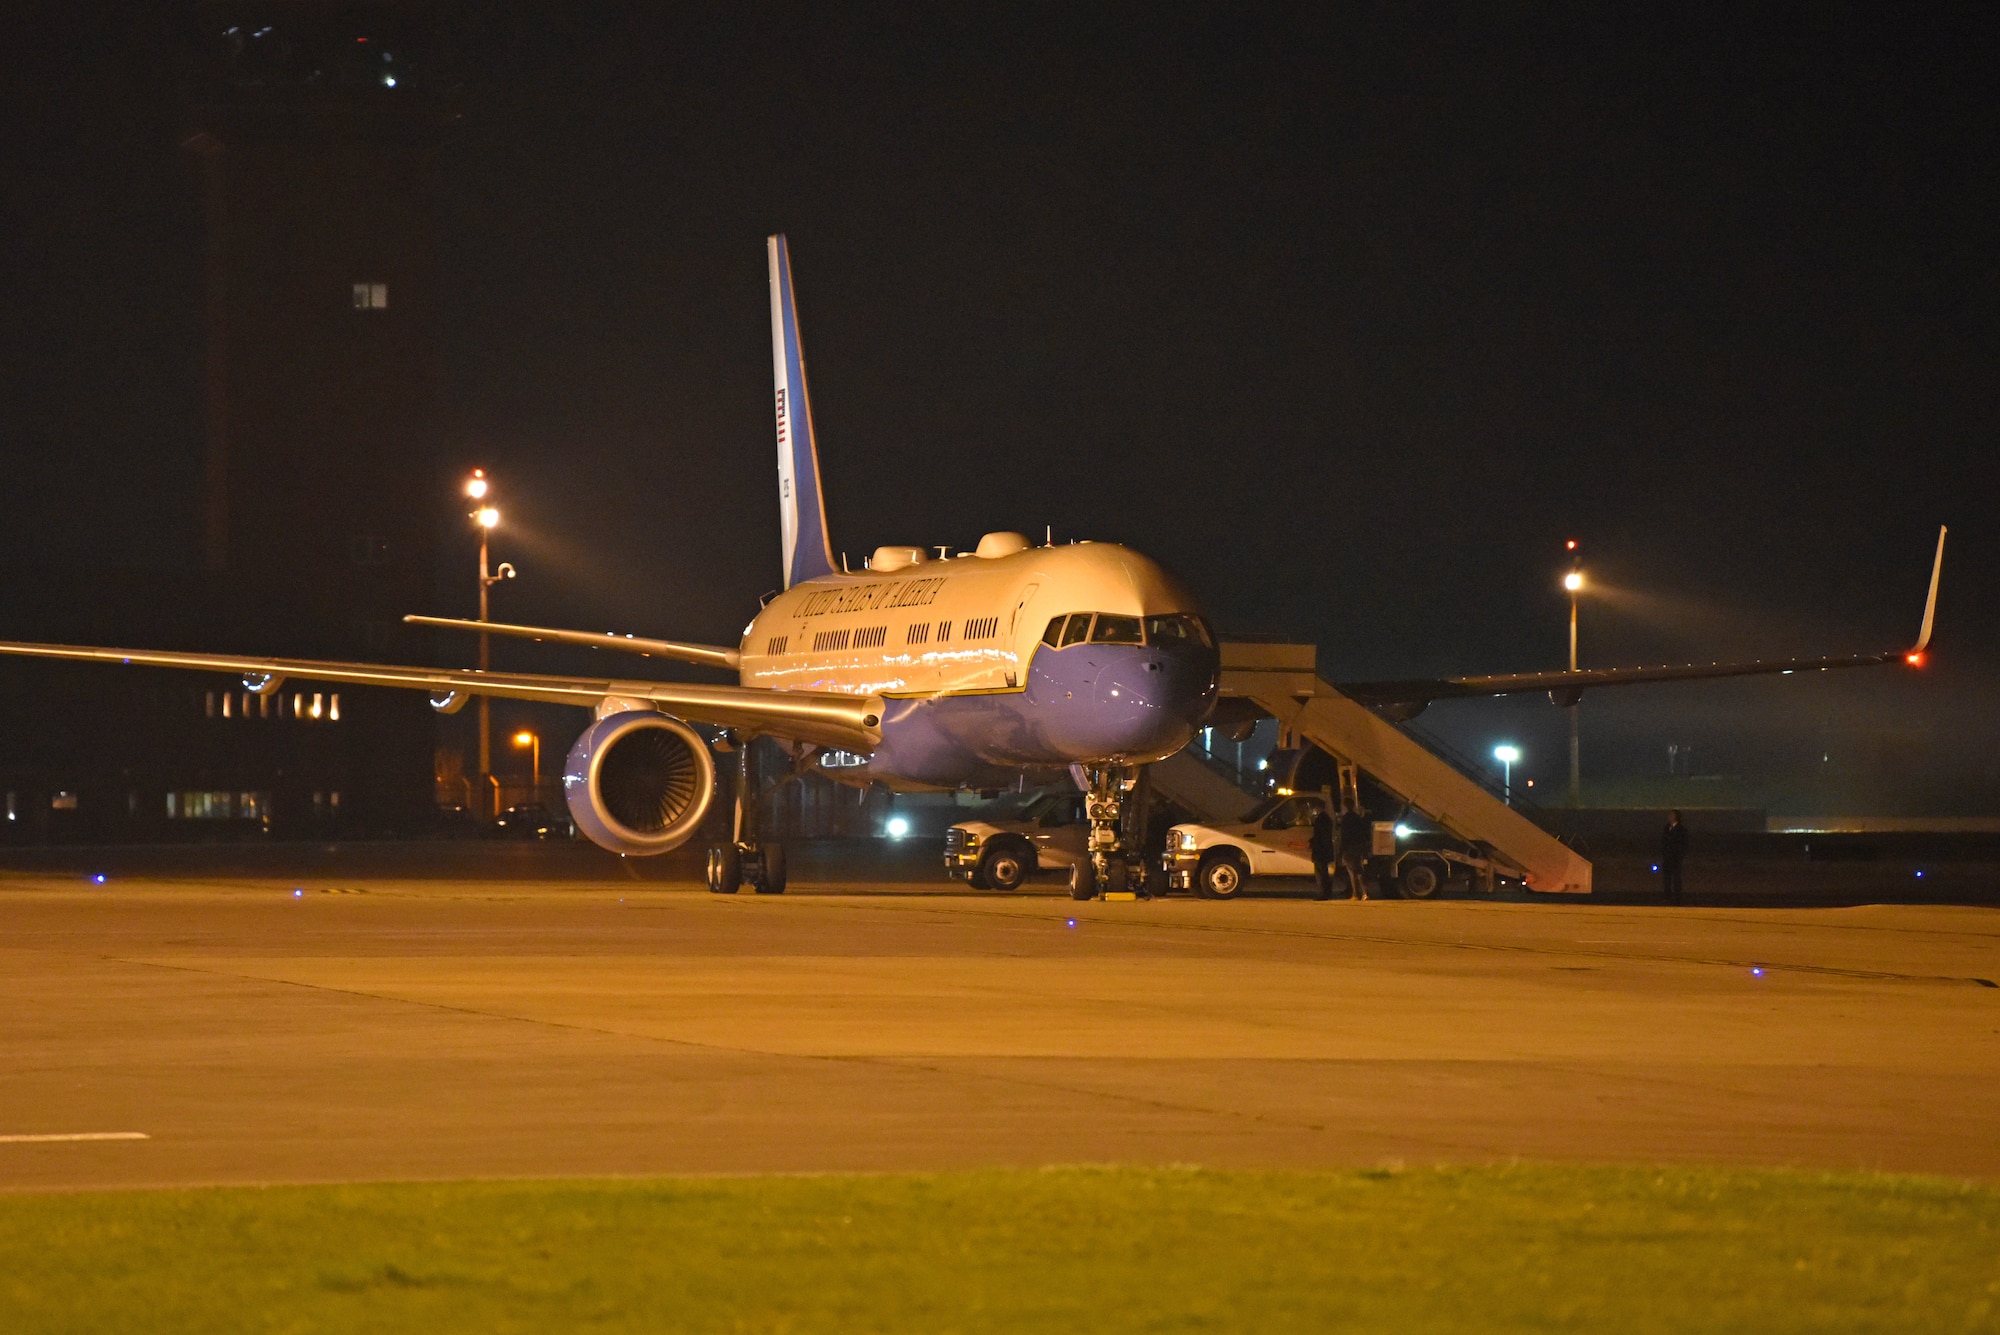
[293,888,303,897]
[1065,919,1077,928]
[1751,967,1764,977]
[92,874,106,884]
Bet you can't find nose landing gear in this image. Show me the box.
[1074,764,1147,900]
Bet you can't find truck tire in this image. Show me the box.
[1399,859,1442,899]
[1196,851,1248,900]
[979,841,1031,892]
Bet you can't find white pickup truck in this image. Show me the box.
[1162,793,1336,899]
[1165,793,1502,900]
[943,791,1090,890]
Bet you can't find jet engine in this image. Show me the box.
[562,711,716,855]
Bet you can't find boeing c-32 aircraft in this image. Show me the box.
[0,236,1946,898]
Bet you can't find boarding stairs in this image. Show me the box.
[1147,745,1262,823]
[1216,642,1593,894]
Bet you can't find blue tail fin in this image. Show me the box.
[768,234,837,589]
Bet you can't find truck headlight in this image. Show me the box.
[1178,831,1197,851]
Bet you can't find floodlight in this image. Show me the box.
[1564,571,1584,592]
[475,507,500,529]
[1493,744,1521,763]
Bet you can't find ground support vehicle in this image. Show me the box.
[944,792,1089,891]
[1163,794,1508,899]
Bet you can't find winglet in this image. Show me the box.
[768,235,838,590]
[1912,525,1946,654]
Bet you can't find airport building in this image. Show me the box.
[0,2,444,842]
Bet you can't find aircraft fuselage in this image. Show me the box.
[740,540,1219,788]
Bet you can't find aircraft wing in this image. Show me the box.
[0,640,878,752]
[403,615,741,670]
[1339,650,1913,718]
[1339,525,1946,720]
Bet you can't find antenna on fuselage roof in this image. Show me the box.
[1045,525,1052,545]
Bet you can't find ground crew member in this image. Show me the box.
[1661,809,1689,904]
[1339,803,1372,901]
[1310,803,1337,899]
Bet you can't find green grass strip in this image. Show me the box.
[3,1164,1997,1332]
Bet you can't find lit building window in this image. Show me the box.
[51,791,79,811]
[165,792,176,818]
[4,791,15,822]
[292,692,304,718]
[310,692,323,720]
[329,693,341,721]
[352,282,388,309]
[205,691,216,719]
[258,692,271,719]
[221,692,232,719]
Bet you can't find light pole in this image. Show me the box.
[1564,540,1584,807]
[467,469,516,818]
[513,730,540,797]
[1493,744,1521,806]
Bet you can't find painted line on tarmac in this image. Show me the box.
[0,1132,149,1144]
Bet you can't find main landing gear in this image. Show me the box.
[1070,764,1147,901]
[706,735,788,895]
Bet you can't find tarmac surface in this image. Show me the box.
[3,855,1997,1190]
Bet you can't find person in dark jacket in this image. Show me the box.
[1661,809,1689,904]
[1339,804,1373,900]
[1310,805,1337,899]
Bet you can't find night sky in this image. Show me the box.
[4,4,1996,810]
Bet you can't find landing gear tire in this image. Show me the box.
[754,842,787,894]
[979,844,1029,892]
[1067,860,1097,901]
[1196,853,1247,900]
[707,844,741,894]
[1399,860,1441,900]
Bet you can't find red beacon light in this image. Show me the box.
[1905,650,1928,668]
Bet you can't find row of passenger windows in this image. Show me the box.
[1041,612,1213,649]
[767,618,1003,656]
[207,691,340,721]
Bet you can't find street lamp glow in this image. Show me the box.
[475,506,500,529]
[1563,571,1584,592]
[513,731,534,747]
[465,470,489,500]
[1493,744,1520,806]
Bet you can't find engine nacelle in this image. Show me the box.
[563,711,716,855]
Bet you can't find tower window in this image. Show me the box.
[352,282,388,309]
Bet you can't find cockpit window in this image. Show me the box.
[1144,614,1212,648]
[1042,616,1066,647]
[1090,614,1144,645]
[1057,613,1092,648]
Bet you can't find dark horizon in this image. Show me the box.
[3,3,1994,812]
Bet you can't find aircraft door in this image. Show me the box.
[1007,583,1040,688]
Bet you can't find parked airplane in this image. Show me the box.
[0,237,1945,897]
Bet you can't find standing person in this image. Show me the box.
[1310,802,1337,900]
[1339,803,1373,901]
[1661,809,1689,904]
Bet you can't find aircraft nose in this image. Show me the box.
[1094,645,1218,750]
